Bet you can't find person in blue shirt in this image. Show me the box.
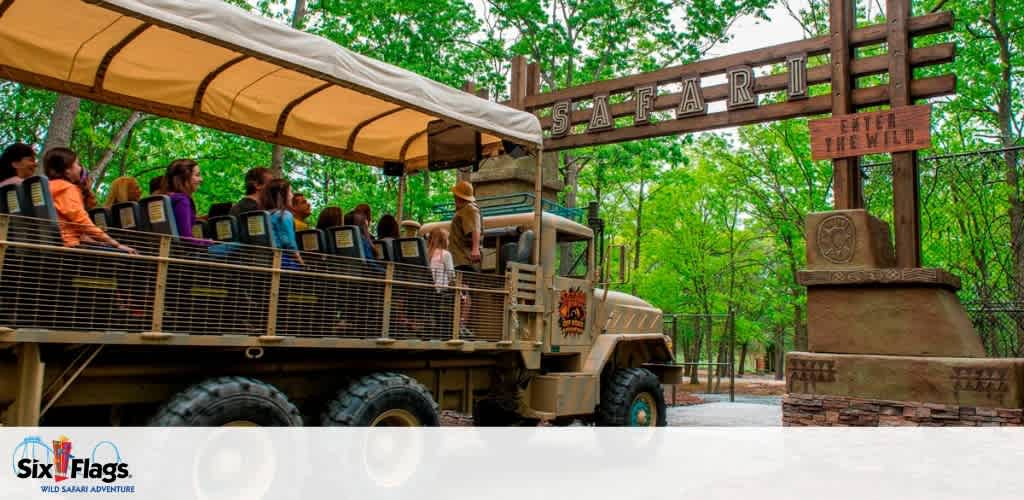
[259,178,304,269]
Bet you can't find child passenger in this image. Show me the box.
[163,159,202,239]
[428,227,454,290]
[43,148,135,254]
[260,179,304,268]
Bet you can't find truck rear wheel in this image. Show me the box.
[148,376,303,426]
[321,372,439,427]
[596,368,667,427]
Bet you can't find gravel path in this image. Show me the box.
[668,401,782,426]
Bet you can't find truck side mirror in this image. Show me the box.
[601,244,630,285]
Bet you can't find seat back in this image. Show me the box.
[88,207,112,230]
[191,220,207,239]
[111,201,142,230]
[326,225,365,260]
[239,210,274,247]
[20,176,58,221]
[207,216,239,242]
[140,195,178,236]
[375,238,395,261]
[297,229,327,253]
[1,183,25,215]
[394,237,428,266]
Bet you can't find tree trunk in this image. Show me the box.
[269,0,309,177]
[91,112,146,190]
[737,341,748,378]
[987,2,1024,355]
[688,316,702,384]
[42,95,81,168]
[774,324,785,381]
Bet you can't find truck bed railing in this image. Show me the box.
[0,214,507,344]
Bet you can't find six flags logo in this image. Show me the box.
[13,436,131,484]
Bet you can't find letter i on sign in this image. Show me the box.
[786,54,807,100]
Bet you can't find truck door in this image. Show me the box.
[549,234,594,351]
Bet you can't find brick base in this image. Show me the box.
[783,393,1024,426]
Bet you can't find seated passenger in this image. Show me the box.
[207,202,232,219]
[43,147,135,253]
[316,206,343,230]
[290,192,312,231]
[354,203,372,226]
[164,159,203,238]
[376,214,399,240]
[261,179,304,268]
[104,176,142,207]
[230,167,271,217]
[345,210,379,267]
[148,175,165,195]
[428,227,454,290]
[0,143,37,187]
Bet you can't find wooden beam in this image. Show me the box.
[888,0,922,267]
[93,23,151,92]
[527,62,540,96]
[524,12,953,110]
[542,75,955,151]
[12,343,43,426]
[192,54,248,115]
[0,0,16,18]
[345,106,405,151]
[510,56,528,109]
[831,0,862,210]
[536,43,954,129]
[274,82,332,137]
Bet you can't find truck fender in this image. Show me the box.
[582,334,679,383]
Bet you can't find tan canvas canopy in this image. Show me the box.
[0,0,543,170]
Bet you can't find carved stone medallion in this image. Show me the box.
[816,214,856,264]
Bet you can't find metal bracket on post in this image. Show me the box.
[259,250,285,343]
[142,235,172,340]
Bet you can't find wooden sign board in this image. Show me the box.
[809,105,932,161]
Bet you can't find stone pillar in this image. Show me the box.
[470,154,563,201]
[784,209,1024,426]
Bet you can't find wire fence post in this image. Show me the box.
[729,310,736,402]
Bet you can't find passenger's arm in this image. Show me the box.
[280,213,304,266]
[66,198,135,253]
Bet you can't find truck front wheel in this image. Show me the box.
[596,368,667,427]
[321,372,439,427]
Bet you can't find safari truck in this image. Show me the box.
[0,0,678,427]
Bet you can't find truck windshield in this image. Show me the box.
[556,239,590,279]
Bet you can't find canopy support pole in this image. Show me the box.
[396,174,407,223]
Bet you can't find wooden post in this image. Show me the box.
[510,56,528,110]
[888,0,922,267]
[450,271,463,343]
[13,343,44,426]
[381,263,394,339]
[142,235,171,339]
[830,0,863,210]
[263,251,283,339]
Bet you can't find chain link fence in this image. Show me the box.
[863,145,1024,357]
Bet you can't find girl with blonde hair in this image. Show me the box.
[428,227,454,290]
[105,176,142,207]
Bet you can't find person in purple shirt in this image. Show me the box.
[163,159,203,239]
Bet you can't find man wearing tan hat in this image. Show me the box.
[450,180,481,270]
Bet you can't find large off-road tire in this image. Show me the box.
[321,372,439,427]
[148,376,303,426]
[596,368,667,427]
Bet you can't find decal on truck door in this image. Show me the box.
[559,288,586,336]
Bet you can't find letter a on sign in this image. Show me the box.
[634,85,655,125]
[677,76,706,118]
[551,100,571,138]
[727,66,756,109]
[588,94,612,132]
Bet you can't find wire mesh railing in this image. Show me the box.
[0,214,510,343]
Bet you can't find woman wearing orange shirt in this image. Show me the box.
[43,148,135,254]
